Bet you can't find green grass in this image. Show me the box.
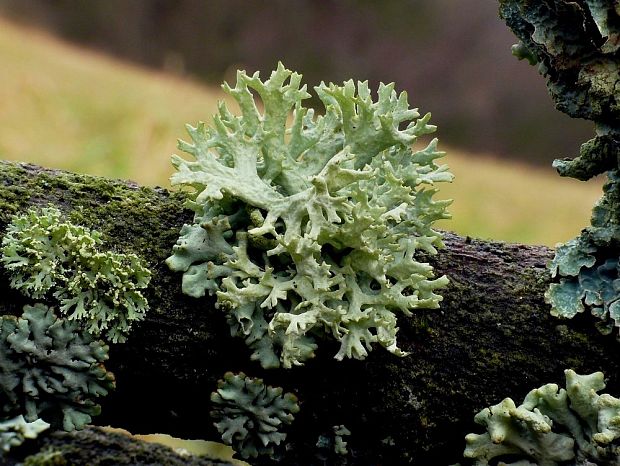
[0,16,604,246]
[436,150,603,246]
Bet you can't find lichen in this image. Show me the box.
[316,424,351,456]
[545,170,620,335]
[167,63,452,368]
[0,415,49,453]
[0,304,115,431]
[1,206,152,343]
[210,371,299,459]
[500,0,620,121]
[501,1,620,337]
[462,369,620,465]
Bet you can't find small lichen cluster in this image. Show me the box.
[0,304,115,432]
[462,369,620,465]
[0,415,49,453]
[545,169,620,335]
[1,206,152,343]
[316,424,351,456]
[167,63,452,368]
[210,371,299,459]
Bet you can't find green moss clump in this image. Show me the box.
[23,449,68,466]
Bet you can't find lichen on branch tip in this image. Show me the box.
[167,62,453,368]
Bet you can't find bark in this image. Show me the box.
[7,427,234,466]
[0,160,618,465]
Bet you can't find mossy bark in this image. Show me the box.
[9,427,234,466]
[1,161,618,465]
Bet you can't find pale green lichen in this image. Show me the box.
[210,371,299,459]
[167,63,452,368]
[316,425,351,456]
[462,369,620,465]
[0,414,49,453]
[0,304,115,431]
[1,206,152,343]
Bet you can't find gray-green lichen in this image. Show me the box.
[500,0,620,121]
[0,304,115,431]
[210,371,299,459]
[0,415,49,453]
[1,206,152,343]
[501,1,620,336]
[545,171,620,335]
[167,63,453,369]
[462,369,620,465]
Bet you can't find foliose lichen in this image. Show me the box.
[210,371,299,459]
[0,304,115,431]
[545,170,620,335]
[167,63,453,368]
[462,369,620,466]
[501,1,620,336]
[0,415,49,453]
[1,206,152,343]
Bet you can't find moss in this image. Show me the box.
[20,427,231,466]
[24,449,68,466]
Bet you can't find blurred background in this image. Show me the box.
[0,0,604,245]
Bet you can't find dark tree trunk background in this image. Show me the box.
[4,1,620,464]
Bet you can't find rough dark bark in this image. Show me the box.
[0,160,618,465]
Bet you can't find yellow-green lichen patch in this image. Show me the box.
[1,206,151,343]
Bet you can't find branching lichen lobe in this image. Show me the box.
[167,63,453,369]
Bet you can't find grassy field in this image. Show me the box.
[0,17,603,246]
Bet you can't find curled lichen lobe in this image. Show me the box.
[463,369,620,465]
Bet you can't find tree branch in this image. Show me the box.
[0,161,617,465]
